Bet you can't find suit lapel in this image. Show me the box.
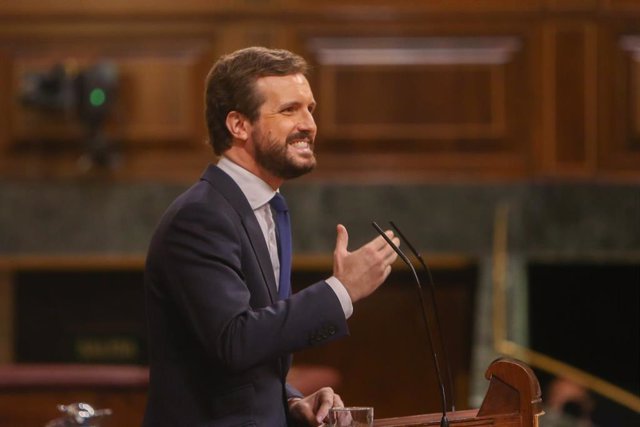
[201,164,278,303]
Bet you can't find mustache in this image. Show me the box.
[286,131,314,144]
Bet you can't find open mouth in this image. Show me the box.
[288,138,314,154]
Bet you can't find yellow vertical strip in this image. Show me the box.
[492,202,509,347]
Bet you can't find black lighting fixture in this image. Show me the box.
[20,61,119,169]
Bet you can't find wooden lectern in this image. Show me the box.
[376,358,543,427]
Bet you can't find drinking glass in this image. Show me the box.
[328,406,374,427]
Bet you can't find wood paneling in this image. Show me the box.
[296,28,535,179]
[0,0,265,17]
[310,37,518,141]
[0,1,638,181]
[603,0,640,12]
[544,0,599,11]
[620,37,640,145]
[598,27,640,177]
[0,0,540,18]
[286,0,540,13]
[6,39,213,147]
[538,22,598,177]
[0,24,216,180]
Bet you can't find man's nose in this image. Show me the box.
[298,109,317,133]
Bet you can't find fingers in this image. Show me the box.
[289,387,344,426]
[371,231,391,250]
[333,393,345,408]
[314,387,340,424]
[292,402,316,425]
[338,225,398,256]
[383,243,400,264]
[369,233,401,268]
[383,264,393,280]
[371,230,400,252]
[315,401,332,423]
[318,392,344,425]
[333,225,400,302]
[334,224,349,255]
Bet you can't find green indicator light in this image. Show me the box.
[89,88,106,107]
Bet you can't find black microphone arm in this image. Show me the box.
[372,222,449,427]
[389,221,456,412]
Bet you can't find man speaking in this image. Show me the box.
[143,46,399,426]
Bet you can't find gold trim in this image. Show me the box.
[492,202,509,345]
[497,340,640,413]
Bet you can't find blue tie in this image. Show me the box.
[269,193,292,300]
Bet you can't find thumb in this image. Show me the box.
[335,224,349,254]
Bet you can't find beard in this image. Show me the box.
[253,130,317,180]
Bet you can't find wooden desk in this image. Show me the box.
[376,358,543,427]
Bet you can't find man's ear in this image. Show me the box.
[226,111,250,142]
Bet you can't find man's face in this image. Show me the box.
[249,73,317,181]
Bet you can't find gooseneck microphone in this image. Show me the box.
[372,222,450,427]
[389,221,456,413]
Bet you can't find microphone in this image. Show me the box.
[372,222,450,427]
[389,221,456,413]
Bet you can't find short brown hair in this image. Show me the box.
[204,47,309,155]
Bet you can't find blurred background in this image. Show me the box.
[0,1,638,426]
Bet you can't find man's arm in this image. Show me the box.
[158,201,348,372]
[288,387,344,427]
[286,224,400,426]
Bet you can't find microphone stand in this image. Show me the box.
[372,222,449,427]
[389,221,456,412]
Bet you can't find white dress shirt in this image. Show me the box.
[217,156,353,318]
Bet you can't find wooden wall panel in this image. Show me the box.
[0,48,11,161]
[0,25,217,180]
[304,35,531,178]
[285,0,540,13]
[0,1,638,181]
[539,23,598,177]
[0,0,541,17]
[329,65,501,140]
[0,0,271,16]
[611,35,640,167]
[598,30,640,176]
[7,40,212,148]
[603,0,640,12]
[544,0,599,11]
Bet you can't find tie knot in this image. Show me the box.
[269,192,288,213]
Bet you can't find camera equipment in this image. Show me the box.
[21,61,119,169]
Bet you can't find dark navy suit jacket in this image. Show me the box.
[143,165,349,427]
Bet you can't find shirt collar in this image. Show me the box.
[216,156,276,210]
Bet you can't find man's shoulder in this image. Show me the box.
[167,177,236,220]
[150,164,251,236]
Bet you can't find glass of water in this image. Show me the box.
[328,407,374,427]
